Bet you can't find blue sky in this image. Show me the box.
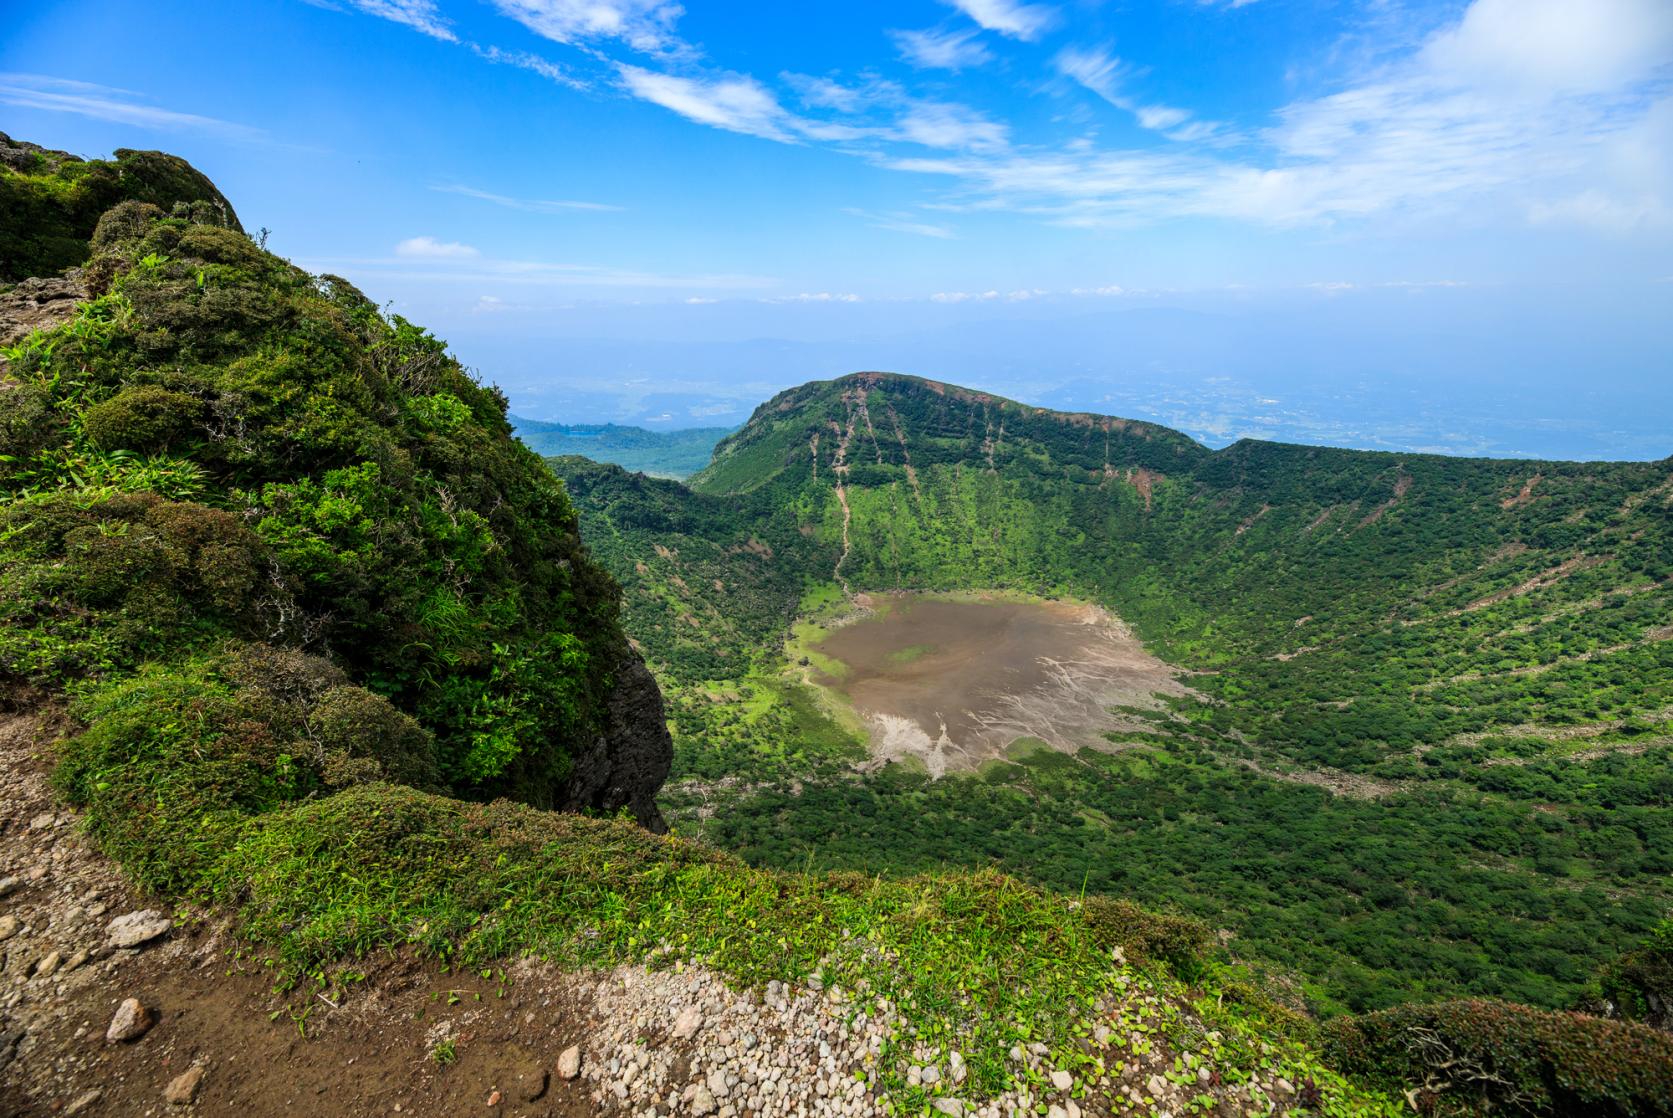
[4,0,1672,459]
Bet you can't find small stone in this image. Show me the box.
[932,1099,965,1117]
[165,1065,205,1105]
[486,1089,502,1106]
[33,951,62,979]
[30,811,54,830]
[691,1084,718,1116]
[1147,1074,1168,1097]
[65,1089,103,1115]
[1049,1069,1072,1092]
[1066,1102,1082,1118]
[671,1006,704,1040]
[557,1045,582,1080]
[520,1069,549,1102]
[106,910,171,949]
[106,997,154,1043]
[0,915,18,941]
[0,876,19,898]
[1047,1107,1068,1118]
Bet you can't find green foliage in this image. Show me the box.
[559,371,1673,1022]
[2,197,625,797]
[1600,919,1673,1031]
[1321,999,1673,1117]
[511,419,733,479]
[1082,896,1213,972]
[0,134,240,281]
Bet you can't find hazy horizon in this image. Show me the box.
[6,0,1671,461]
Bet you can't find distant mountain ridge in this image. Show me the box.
[557,368,1673,1020]
[510,416,733,478]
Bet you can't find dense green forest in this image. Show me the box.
[553,371,1673,1018]
[509,416,731,478]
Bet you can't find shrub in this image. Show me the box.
[1320,998,1673,1116]
[82,385,205,451]
[1082,895,1213,970]
[1600,919,1673,1032]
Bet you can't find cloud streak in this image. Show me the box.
[0,73,263,139]
[432,185,624,213]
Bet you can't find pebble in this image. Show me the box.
[691,1083,718,1116]
[1049,1069,1072,1092]
[0,915,18,941]
[0,875,19,898]
[106,909,172,949]
[556,1045,582,1080]
[64,1089,103,1115]
[33,950,63,979]
[671,1005,704,1040]
[105,997,154,1043]
[165,1065,205,1105]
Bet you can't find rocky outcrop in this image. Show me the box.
[560,650,673,832]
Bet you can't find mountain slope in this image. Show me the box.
[557,371,1673,1015]
[510,417,732,479]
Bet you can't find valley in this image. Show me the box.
[554,371,1673,1017]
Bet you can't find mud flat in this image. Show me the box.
[807,593,1190,777]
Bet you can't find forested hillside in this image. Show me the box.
[510,417,731,479]
[556,371,1673,1016]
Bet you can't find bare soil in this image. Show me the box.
[809,594,1190,776]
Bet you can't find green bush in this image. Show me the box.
[1082,895,1213,970]
[1321,998,1673,1116]
[1600,919,1673,1031]
[82,385,205,451]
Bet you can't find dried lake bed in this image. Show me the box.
[800,593,1191,777]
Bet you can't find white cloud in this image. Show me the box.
[491,0,684,50]
[0,74,262,139]
[618,65,797,142]
[433,185,623,213]
[945,0,1057,42]
[767,292,862,303]
[898,0,1673,231]
[468,44,586,89]
[684,296,718,304]
[1053,45,1205,138]
[844,208,956,238]
[1421,0,1673,95]
[340,0,456,41]
[890,27,993,71]
[897,101,1009,152]
[930,290,1000,303]
[396,236,481,258]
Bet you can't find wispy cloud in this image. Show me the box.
[899,0,1673,231]
[931,289,1000,302]
[617,64,798,142]
[765,292,862,303]
[491,0,684,51]
[897,101,1009,152]
[944,0,1057,42]
[396,236,480,258]
[890,27,993,71]
[844,208,957,238]
[0,73,263,139]
[338,0,456,42]
[432,184,623,213]
[305,252,776,291]
[468,44,586,89]
[1053,45,1211,139]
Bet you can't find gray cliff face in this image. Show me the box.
[558,649,673,833]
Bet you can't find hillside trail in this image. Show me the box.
[0,706,1305,1118]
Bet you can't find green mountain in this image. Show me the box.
[509,416,733,479]
[6,138,1670,1117]
[556,370,1673,1017]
